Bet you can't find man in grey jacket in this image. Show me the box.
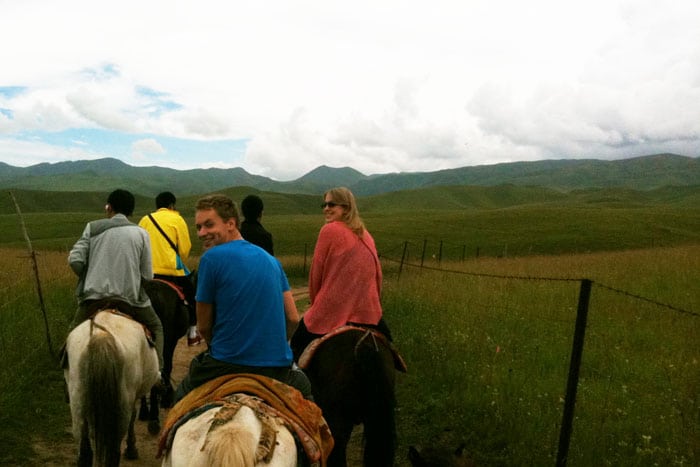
[67,189,164,376]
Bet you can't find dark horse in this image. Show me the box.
[303,327,399,466]
[138,278,190,433]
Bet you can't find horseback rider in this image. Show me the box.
[290,187,394,361]
[66,189,165,384]
[138,191,202,346]
[174,194,312,402]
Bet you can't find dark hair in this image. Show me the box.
[156,191,176,209]
[241,194,264,220]
[195,194,240,225]
[107,189,135,216]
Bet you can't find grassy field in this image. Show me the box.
[0,186,698,465]
[385,247,699,465]
[0,244,698,465]
[2,185,699,258]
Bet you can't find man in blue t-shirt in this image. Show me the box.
[174,194,311,402]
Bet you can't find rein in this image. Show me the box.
[354,329,380,359]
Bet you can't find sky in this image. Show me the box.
[1,1,699,181]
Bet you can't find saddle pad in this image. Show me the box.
[298,324,407,373]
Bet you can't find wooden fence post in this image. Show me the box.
[9,191,55,358]
[420,239,427,268]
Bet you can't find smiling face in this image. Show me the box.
[195,208,239,250]
[321,194,348,223]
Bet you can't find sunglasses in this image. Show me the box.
[321,201,346,208]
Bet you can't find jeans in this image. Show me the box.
[174,351,313,403]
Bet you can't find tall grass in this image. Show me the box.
[384,246,699,466]
[0,248,76,463]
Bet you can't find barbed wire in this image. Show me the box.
[381,255,699,318]
[382,255,584,282]
[593,281,699,317]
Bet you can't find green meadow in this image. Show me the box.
[0,185,698,465]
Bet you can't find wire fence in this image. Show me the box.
[379,240,698,465]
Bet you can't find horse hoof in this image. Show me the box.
[148,420,161,435]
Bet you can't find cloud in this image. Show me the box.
[0,0,699,179]
[0,137,108,166]
[131,138,166,162]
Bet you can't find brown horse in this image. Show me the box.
[302,327,398,466]
[137,278,189,434]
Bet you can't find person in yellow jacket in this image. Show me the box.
[139,191,202,346]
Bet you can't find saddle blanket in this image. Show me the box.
[158,373,334,465]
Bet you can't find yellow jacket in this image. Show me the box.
[138,208,192,276]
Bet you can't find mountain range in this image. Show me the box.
[0,153,697,197]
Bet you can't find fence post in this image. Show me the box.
[556,278,592,467]
[462,244,466,262]
[9,191,55,359]
[303,243,308,276]
[420,239,427,268]
[398,241,408,280]
[438,240,443,264]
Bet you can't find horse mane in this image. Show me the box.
[204,424,257,467]
[80,329,125,465]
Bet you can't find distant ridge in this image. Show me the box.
[0,153,697,197]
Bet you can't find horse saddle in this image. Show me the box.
[60,304,155,370]
[85,298,136,316]
[298,325,407,373]
[84,300,155,346]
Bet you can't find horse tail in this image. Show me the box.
[355,331,397,466]
[205,424,256,467]
[80,330,125,465]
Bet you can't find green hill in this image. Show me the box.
[1,153,698,197]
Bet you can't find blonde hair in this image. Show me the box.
[324,187,365,236]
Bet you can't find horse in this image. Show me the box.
[138,278,190,433]
[301,326,400,466]
[159,374,334,467]
[64,309,160,467]
[162,398,298,467]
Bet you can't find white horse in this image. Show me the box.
[64,310,160,467]
[162,397,298,467]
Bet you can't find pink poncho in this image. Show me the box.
[303,221,383,334]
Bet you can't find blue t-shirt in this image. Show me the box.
[196,240,292,367]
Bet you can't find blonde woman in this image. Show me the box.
[291,187,392,360]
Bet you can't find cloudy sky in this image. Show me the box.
[1,1,698,181]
